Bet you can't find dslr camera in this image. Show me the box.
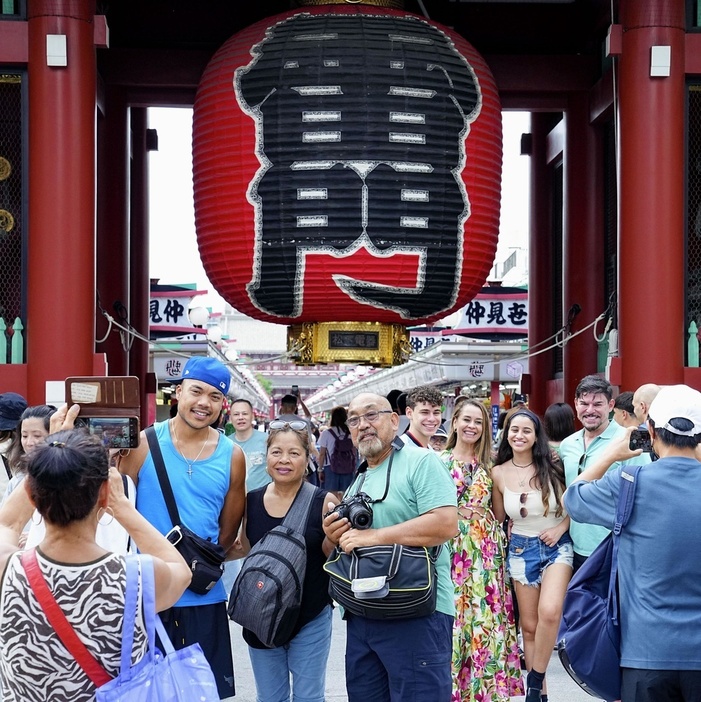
[326,492,374,530]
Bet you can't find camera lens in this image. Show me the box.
[348,503,373,530]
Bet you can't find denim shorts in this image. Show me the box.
[507,532,574,586]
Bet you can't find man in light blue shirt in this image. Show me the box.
[228,398,270,491]
[564,384,701,702]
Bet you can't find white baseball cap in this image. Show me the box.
[648,384,701,436]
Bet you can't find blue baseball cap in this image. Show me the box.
[178,357,231,395]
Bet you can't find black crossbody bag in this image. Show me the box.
[145,426,226,595]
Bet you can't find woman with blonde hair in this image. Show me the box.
[441,399,522,701]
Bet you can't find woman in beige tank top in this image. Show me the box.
[491,409,573,702]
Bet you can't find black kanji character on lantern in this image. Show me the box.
[236,13,481,319]
[163,299,185,324]
[465,300,486,325]
[507,302,527,326]
[487,302,506,326]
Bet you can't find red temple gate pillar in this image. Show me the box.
[528,113,554,417]
[26,0,97,402]
[129,107,151,417]
[563,92,604,401]
[616,0,685,390]
[96,86,130,376]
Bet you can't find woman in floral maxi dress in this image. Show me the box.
[441,399,523,702]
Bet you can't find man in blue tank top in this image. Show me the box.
[119,356,246,700]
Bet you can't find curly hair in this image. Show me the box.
[405,385,443,409]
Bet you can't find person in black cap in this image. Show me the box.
[0,392,28,489]
[119,356,246,699]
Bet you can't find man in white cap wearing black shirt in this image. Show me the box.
[564,384,701,702]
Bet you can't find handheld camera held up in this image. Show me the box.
[325,492,374,530]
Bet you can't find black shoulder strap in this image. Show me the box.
[145,425,181,528]
[281,481,317,535]
[1,454,11,481]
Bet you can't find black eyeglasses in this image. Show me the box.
[578,453,587,474]
[346,410,392,429]
[269,420,308,431]
[519,492,528,519]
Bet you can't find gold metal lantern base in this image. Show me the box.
[288,322,411,367]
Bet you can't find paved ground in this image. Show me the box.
[228,608,595,701]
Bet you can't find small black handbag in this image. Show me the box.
[145,426,226,595]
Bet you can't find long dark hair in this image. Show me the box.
[7,404,57,475]
[496,409,565,517]
[329,406,350,432]
[543,402,575,443]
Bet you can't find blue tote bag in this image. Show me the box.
[96,555,219,702]
[556,465,641,702]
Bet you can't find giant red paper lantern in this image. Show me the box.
[193,4,501,325]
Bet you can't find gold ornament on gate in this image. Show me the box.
[0,210,15,233]
[0,157,11,181]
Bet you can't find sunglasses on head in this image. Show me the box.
[269,420,308,432]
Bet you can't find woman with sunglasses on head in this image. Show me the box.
[233,420,339,702]
[440,399,523,702]
[491,409,573,702]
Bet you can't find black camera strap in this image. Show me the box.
[352,437,404,505]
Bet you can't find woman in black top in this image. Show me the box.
[238,421,339,702]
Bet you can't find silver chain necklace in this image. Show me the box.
[170,420,209,479]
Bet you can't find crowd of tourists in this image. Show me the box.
[0,364,697,702]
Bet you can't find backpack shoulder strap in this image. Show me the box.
[281,482,317,535]
[144,425,181,528]
[615,464,641,533]
[608,464,642,622]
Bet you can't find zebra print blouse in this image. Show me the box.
[0,549,148,701]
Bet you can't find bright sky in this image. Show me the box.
[148,108,530,314]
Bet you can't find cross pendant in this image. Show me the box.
[187,466,193,479]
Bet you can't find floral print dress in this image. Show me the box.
[442,453,524,702]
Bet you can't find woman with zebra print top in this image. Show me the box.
[0,404,191,701]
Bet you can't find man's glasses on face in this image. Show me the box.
[346,410,393,429]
